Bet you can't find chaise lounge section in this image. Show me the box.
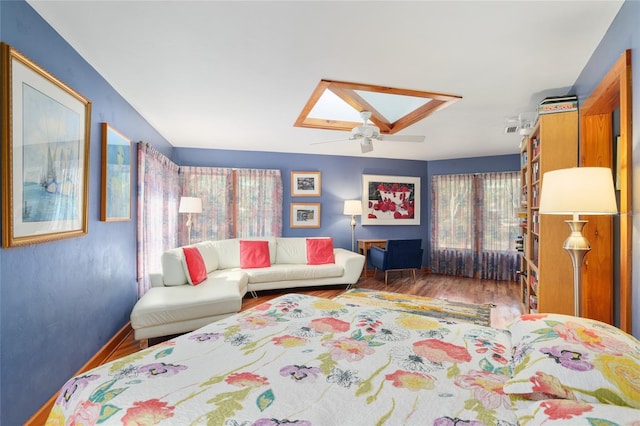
[130,237,365,340]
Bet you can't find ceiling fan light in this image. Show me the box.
[360,138,373,154]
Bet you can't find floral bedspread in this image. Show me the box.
[46,294,518,425]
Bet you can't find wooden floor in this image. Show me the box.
[107,272,523,362]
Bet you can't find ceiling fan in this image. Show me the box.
[313,111,425,153]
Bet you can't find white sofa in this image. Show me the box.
[130,237,365,340]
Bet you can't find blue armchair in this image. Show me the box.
[369,239,423,285]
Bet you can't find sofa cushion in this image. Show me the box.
[161,248,189,286]
[244,263,344,283]
[275,237,307,264]
[242,267,287,283]
[182,247,207,285]
[213,237,276,269]
[240,240,271,268]
[194,241,218,272]
[307,237,335,265]
[208,269,249,295]
[131,275,246,329]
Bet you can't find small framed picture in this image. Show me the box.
[290,203,321,228]
[101,123,132,221]
[291,171,321,197]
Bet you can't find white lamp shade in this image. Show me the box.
[178,196,202,214]
[343,199,362,216]
[539,167,617,215]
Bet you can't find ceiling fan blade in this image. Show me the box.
[310,137,350,145]
[312,133,375,153]
[377,134,425,143]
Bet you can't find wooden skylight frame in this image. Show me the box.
[294,80,462,134]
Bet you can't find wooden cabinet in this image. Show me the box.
[519,111,578,315]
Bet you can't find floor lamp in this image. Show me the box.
[343,200,362,252]
[538,167,617,316]
[179,196,202,245]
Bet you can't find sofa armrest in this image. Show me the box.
[333,248,366,284]
[149,272,166,288]
[369,245,387,270]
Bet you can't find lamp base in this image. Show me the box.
[350,216,356,252]
[563,220,590,317]
[186,213,193,245]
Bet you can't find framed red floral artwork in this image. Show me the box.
[361,174,420,225]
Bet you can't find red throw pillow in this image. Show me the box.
[240,240,271,268]
[306,238,335,265]
[183,247,207,285]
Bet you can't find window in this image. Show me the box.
[431,172,520,281]
[137,143,282,295]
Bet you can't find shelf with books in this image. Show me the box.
[531,160,540,183]
[531,137,541,158]
[531,211,539,234]
[519,109,577,315]
[529,294,538,313]
[520,186,528,207]
[520,150,528,169]
[517,258,528,308]
[531,183,540,208]
[531,235,539,267]
[527,266,539,313]
[515,235,524,253]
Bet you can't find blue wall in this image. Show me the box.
[175,149,519,265]
[570,0,640,335]
[0,2,173,424]
[0,1,516,424]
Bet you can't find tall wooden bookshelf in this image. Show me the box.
[519,110,578,315]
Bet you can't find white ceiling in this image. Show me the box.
[26,0,623,161]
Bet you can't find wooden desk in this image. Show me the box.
[357,239,387,278]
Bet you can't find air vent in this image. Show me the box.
[504,125,518,134]
[504,112,536,135]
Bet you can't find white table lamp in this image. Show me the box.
[343,200,362,252]
[538,167,617,316]
[179,196,202,245]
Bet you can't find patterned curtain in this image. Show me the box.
[179,166,234,244]
[236,169,283,237]
[476,172,521,280]
[430,174,475,277]
[430,172,520,281]
[136,142,180,296]
[137,149,284,295]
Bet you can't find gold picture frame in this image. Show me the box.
[101,123,132,221]
[291,171,321,197]
[1,43,91,247]
[290,203,321,228]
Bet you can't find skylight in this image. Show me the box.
[307,90,362,122]
[294,80,461,134]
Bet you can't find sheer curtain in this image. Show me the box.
[430,174,475,277]
[136,142,180,296]
[137,152,284,295]
[236,169,283,237]
[431,172,520,281]
[179,166,234,244]
[476,172,521,280]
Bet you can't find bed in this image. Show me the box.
[46,293,640,425]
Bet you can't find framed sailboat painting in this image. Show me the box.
[1,43,91,247]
